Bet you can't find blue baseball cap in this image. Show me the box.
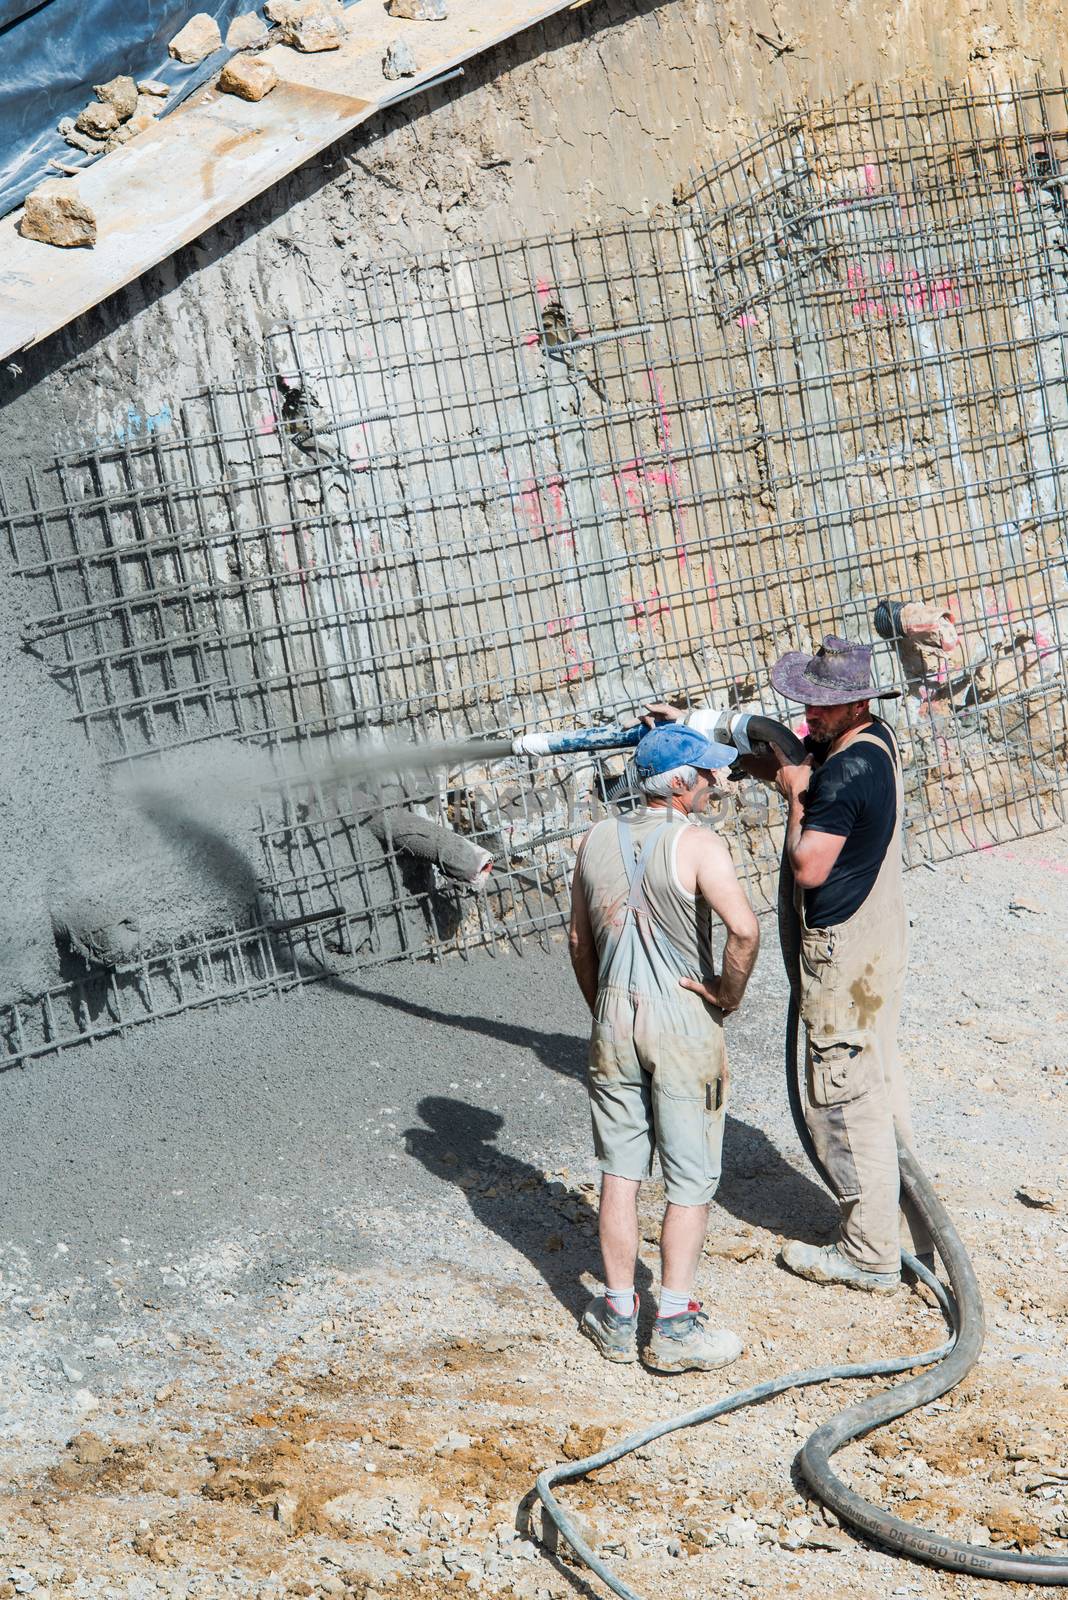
[633,722,737,778]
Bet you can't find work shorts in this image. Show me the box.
[586,984,727,1205]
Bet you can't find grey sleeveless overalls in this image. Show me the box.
[576,811,728,1206]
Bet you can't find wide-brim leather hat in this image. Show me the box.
[770,636,900,706]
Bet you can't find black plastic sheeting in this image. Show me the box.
[0,0,254,218]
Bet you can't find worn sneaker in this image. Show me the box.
[642,1302,743,1374]
[780,1240,900,1295]
[580,1296,639,1363]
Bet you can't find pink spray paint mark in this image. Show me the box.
[736,312,759,329]
[545,611,594,679]
[646,367,690,566]
[847,261,962,323]
[256,412,277,437]
[535,278,553,303]
[625,589,671,632]
[521,331,540,346]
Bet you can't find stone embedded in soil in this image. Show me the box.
[383,38,418,78]
[561,1423,605,1460]
[218,56,279,100]
[388,0,448,16]
[168,13,223,63]
[275,0,345,51]
[1016,1185,1056,1209]
[93,75,138,120]
[18,180,97,248]
[75,101,119,137]
[226,11,269,48]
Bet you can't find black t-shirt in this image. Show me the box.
[801,720,897,928]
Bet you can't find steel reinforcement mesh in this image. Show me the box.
[1,81,1067,1064]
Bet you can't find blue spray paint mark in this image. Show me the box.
[113,402,173,445]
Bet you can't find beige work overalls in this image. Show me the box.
[796,727,933,1275]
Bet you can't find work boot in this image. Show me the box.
[642,1302,743,1374]
[780,1240,900,1295]
[580,1296,638,1363]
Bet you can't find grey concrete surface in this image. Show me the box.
[0,930,810,1297]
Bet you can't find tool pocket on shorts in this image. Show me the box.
[655,1031,722,1099]
[653,1034,726,1188]
[588,1020,621,1081]
[807,1040,877,1108]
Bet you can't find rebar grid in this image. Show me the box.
[2,80,1067,1067]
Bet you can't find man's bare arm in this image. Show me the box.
[772,746,847,888]
[679,835,760,1014]
[568,860,599,1014]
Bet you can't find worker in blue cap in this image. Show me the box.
[568,722,760,1373]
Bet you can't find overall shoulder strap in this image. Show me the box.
[849,725,899,766]
[596,819,669,981]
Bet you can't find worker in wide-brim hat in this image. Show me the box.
[567,722,760,1372]
[765,636,934,1293]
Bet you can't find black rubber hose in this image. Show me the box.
[736,713,807,767]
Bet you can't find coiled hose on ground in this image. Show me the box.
[534,719,1068,1592]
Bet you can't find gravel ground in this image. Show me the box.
[0,824,1066,1600]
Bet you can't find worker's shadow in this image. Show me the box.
[404,1094,651,1320]
[323,980,586,1079]
[354,984,833,1239]
[718,1115,837,1241]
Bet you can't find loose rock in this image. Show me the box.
[275,0,345,51]
[18,180,97,248]
[387,0,447,16]
[62,129,105,156]
[75,102,119,138]
[136,79,171,97]
[126,94,168,136]
[226,11,270,48]
[1016,1185,1056,1209]
[93,75,138,120]
[168,13,223,64]
[383,38,418,78]
[218,56,279,100]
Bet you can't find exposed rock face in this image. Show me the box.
[218,56,279,101]
[387,0,447,17]
[93,75,138,120]
[75,102,119,138]
[383,38,418,78]
[168,13,224,64]
[274,0,345,51]
[18,180,97,248]
[225,12,270,48]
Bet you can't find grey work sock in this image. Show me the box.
[657,1287,692,1319]
[604,1286,636,1318]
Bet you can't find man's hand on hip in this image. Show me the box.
[678,974,739,1016]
